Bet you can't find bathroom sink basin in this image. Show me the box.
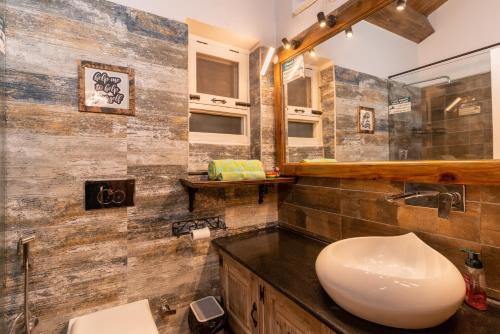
[315,233,465,329]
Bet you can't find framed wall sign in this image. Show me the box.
[357,106,375,134]
[78,61,135,116]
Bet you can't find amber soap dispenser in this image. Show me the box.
[461,249,487,311]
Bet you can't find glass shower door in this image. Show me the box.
[388,49,494,161]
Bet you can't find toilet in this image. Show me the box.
[67,299,159,334]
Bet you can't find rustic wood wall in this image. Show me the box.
[335,66,389,162]
[320,65,335,159]
[0,1,277,333]
[279,177,500,300]
[250,46,276,170]
[0,1,6,333]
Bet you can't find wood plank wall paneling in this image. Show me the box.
[335,66,389,162]
[0,1,6,333]
[0,1,278,333]
[279,177,500,300]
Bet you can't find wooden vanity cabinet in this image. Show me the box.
[219,252,336,334]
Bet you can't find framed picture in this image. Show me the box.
[357,107,375,134]
[78,61,135,116]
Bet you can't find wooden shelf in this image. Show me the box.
[180,177,296,212]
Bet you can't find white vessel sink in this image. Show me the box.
[315,233,465,329]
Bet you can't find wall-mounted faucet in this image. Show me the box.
[386,183,465,219]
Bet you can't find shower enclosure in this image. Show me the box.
[388,46,496,161]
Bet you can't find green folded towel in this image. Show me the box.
[208,159,265,181]
[301,158,338,163]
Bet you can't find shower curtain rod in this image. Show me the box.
[388,42,500,80]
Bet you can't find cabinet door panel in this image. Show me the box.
[221,255,259,334]
[265,283,336,334]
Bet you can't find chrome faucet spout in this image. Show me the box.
[385,191,440,203]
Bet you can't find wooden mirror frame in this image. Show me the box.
[274,0,500,184]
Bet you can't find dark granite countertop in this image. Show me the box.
[213,227,500,334]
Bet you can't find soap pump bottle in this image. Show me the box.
[461,249,487,311]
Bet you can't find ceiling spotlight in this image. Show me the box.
[317,12,327,28]
[396,0,407,11]
[309,49,317,57]
[317,12,337,28]
[282,38,291,50]
[282,38,301,50]
[345,27,353,38]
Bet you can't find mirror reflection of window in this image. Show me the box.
[287,77,312,108]
[288,121,315,138]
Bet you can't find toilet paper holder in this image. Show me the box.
[172,216,226,237]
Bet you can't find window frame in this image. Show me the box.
[189,106,249,145]
[188,35,250,145]
[286,67,323,147]
[287,117,323,147]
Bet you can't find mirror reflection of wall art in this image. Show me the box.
[358,107,375,134]
[78,61,135,116]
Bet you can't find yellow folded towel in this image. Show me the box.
[208,159,265,181]
[218,171,267,181]
[301,158,338,163]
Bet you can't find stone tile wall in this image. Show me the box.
[0,1,277,333]
[279,177,500,300]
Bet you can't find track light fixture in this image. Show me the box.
[282,38,291,50]
[396,0,407,11]
[345,27,353,38]
[282,38,301,50]
[317,12,337,28]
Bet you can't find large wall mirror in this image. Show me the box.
[279,0,500,170]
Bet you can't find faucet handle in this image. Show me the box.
[438,192,461,219]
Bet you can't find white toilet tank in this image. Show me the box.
[67,299,159,334]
